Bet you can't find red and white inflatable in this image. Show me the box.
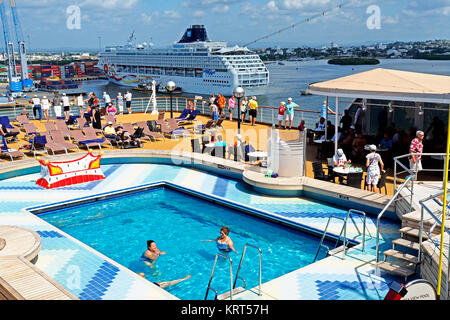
[36,151,105,189]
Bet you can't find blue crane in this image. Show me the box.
[10,0,32,90]
[0,0,18,87]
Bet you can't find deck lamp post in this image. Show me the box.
[233,86,245,134]
[167,81,176,118]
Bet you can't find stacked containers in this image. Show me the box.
[41,65,51,80]
[51,65,61,79]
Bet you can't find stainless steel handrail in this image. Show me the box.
[313,215,346,262]
[375,174,414,262]
[204,253,233,300]
[419,193,450,300]
[233,243,262,296]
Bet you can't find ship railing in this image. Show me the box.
[0,96,340,129]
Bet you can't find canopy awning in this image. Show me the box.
[308,68,450,104]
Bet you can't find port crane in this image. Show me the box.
[0,0,18,87]
[0,0,32,95]
[10,0,32,91]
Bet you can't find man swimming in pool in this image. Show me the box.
[201,226,238,254]
[141,240,166,266]
[138,272,191,289]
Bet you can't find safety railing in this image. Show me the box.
[418,192,450,300]
[375,174,415,262]
[313,209,369,262]
[204,253,234,301]
[0,95,338,129]
[233,243,262,297]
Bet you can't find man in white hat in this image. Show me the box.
[41,96,50,121]
[285,97,298,130]
[333,148,351,168]
[104,121,117,139]
[30,94,42,121]
[248,96,258,126]
[366,144,385,192]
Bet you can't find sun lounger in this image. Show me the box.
[0,116,20,141]
[55,119,73,139]
[82,127,112,148]
[22,123,41,137]
[44,121,58,133]
[136,121,165,142]
[0,136,25,161]
[70,130,104,150]
[194,120,215,134]
[15,114,30,126]
[176,108,191,121]
[35,135,68,155]
[166,118,186,131]
[157,119,192,139]
[177,110,200,125]
[48,130,80,153]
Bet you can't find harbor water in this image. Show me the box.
[78,58,450,128]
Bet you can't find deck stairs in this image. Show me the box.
[376,194,446,281]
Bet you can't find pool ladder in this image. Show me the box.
[313,209,371,262]
[204,243,262,300]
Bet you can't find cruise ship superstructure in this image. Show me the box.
[97,25,269,96]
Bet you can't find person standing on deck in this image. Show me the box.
[409,130,424,180]
[103,92,112,108]
[216,93,226,118]
[41,96,50,121]
[209,94,216,117]
[76,93,85,117]
[227,96,236,121]
[248,96,258,127]
[124,91,133,114]
[52,93,62,118]
[277,101,286,129]
[366,145,385,193]
[320,100,335,122]
[240,97,248,123]
[30,95,42,121]
[116,92,124,114]
[285,98,298,130]
[61,93,71,120]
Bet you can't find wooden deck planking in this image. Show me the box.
[0,257,78,300]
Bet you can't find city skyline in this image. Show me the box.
[3,0,450,51]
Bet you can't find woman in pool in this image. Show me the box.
[201,226,238,254]
[141,240,166,266]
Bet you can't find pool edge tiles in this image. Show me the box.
[0,163,399,300]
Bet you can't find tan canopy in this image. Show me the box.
[308,68,450,104]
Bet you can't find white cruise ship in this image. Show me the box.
[97,25,269,96]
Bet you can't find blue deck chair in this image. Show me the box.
[176,108,191,121]
[0,116,20,141]
[0,135,25,161]
[177,109,200,125]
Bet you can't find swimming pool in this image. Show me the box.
[38,186,337,300]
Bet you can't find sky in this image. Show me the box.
[2,0,450,51]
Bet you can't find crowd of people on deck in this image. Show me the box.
[26,90,134,123]
[310,100,442,190]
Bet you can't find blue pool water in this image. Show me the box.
[39,187,335,300]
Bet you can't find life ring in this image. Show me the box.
[103,64,109,74]
[187,100,194,110]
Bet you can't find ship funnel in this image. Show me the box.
[178,25,208,43]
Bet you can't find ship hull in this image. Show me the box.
[106,73,268,96]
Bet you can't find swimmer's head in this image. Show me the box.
[147,240,155,249]
[220,226,230,236]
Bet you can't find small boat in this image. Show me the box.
[132,81,158,93]
[300,89,311,96]
[278,61,285,66]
